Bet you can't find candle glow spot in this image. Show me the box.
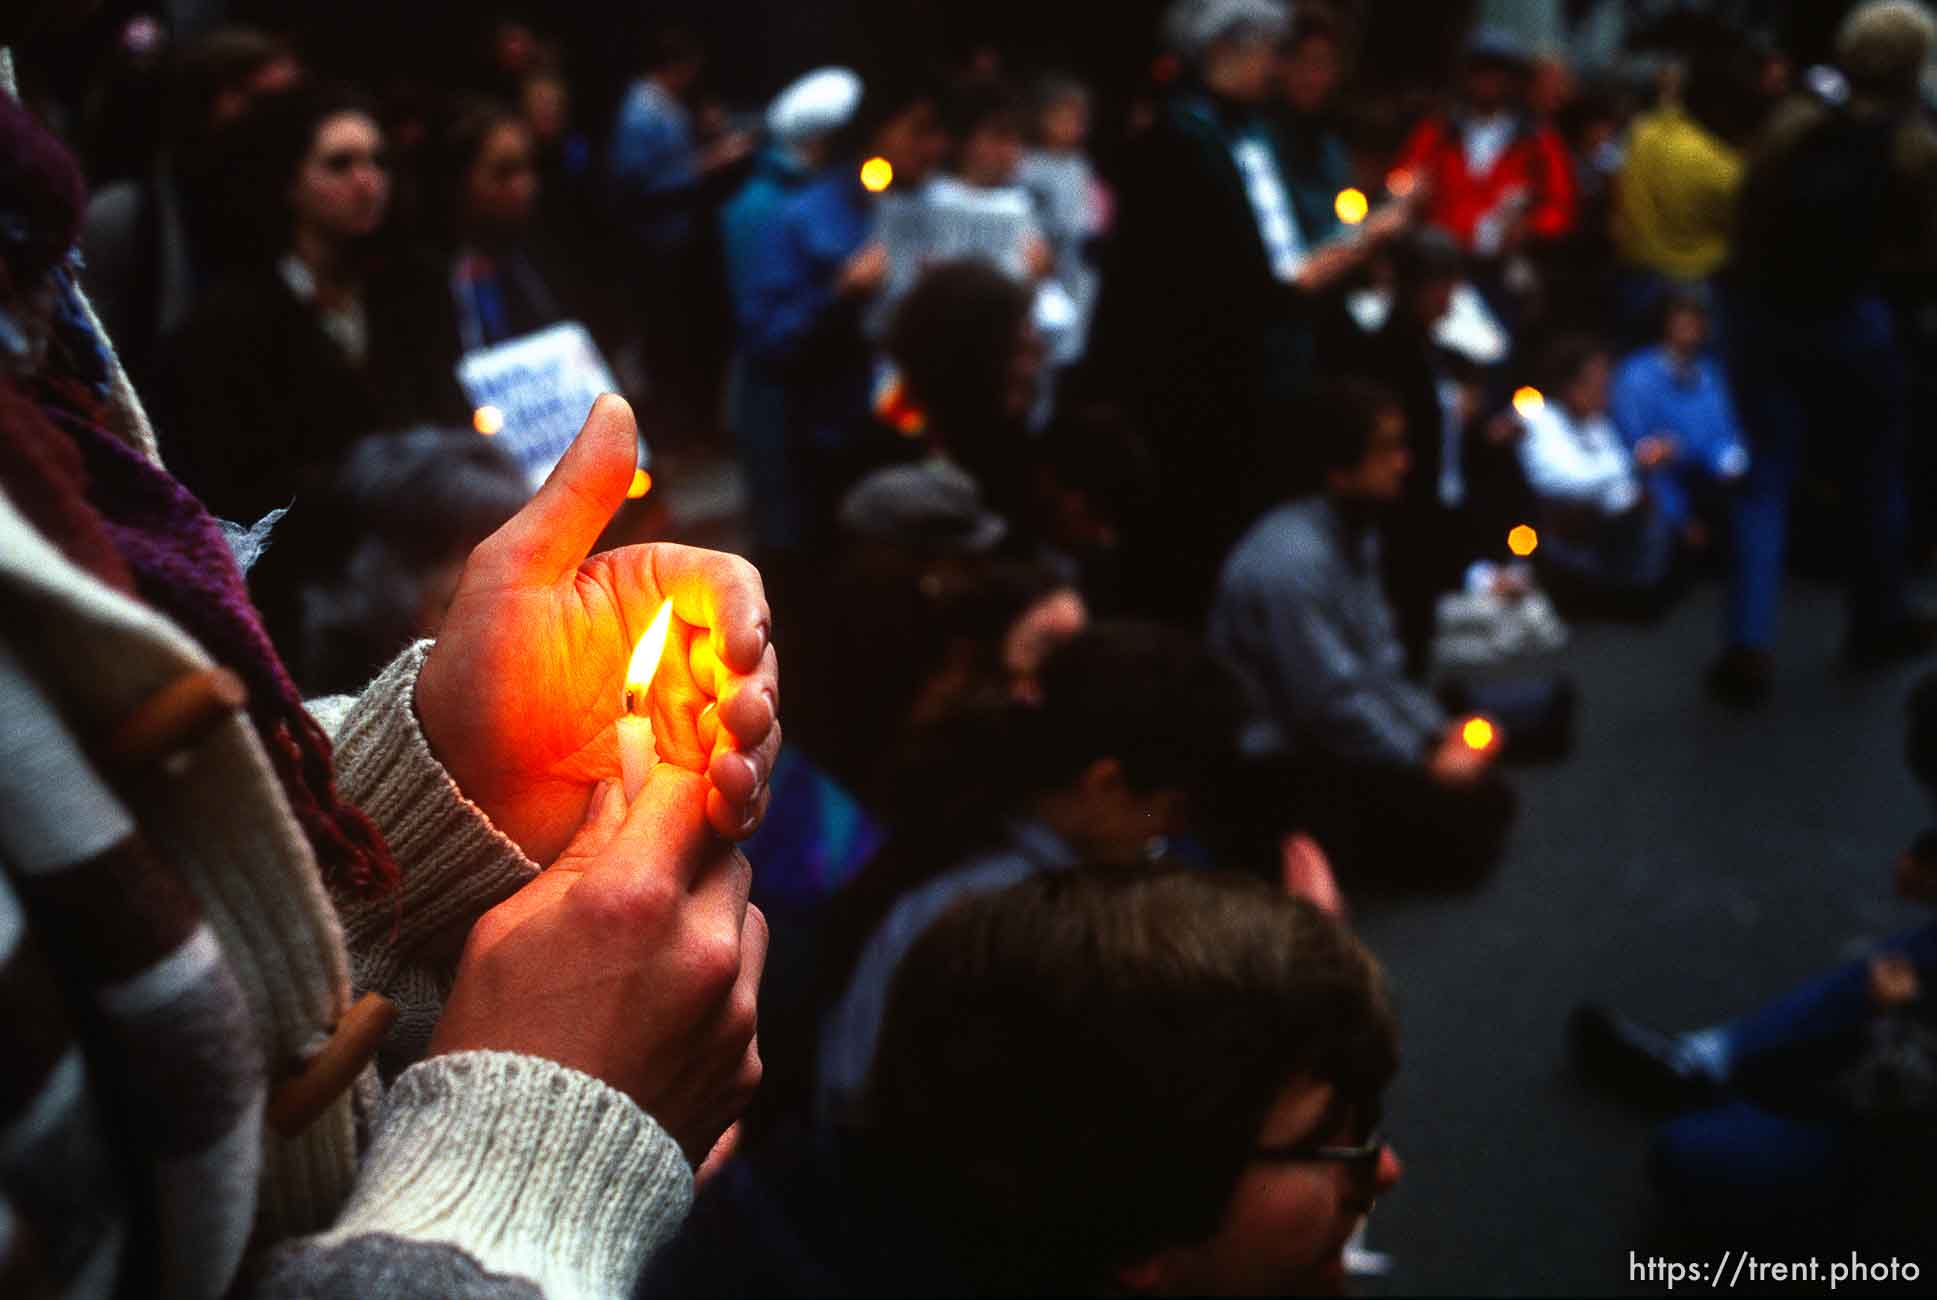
[860,157,894,192]
[1508,525,1539,557]
[1385,168,1416,198]
[628,469,653,499]
[1512,386,1545,418]
[1335,188,1369,225]
[1462,717,1496,751]
[473,405,504,436]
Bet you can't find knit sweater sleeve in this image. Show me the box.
[310,641,538,1073]
[254,1051,694,1299]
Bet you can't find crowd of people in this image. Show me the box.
[5,0,1937,1294]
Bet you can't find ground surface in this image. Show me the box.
[1354,578,1932,1297]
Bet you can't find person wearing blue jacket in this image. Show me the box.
[1608,290,1750,547]
[736,73,946,583]
[722,67,862,570]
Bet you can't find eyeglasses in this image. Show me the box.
[1253,1098,1385,1179]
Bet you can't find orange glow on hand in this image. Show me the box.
[628,469,653,499]
[624,599,675,713]
[474,405,505,436]
[1508,525,1539,557]
[860,157,894,192]
[1512,387,1545,419]
[1462,717,1496,752]
[1335,188,1369,225]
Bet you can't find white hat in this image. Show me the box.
[766,67,863,144]
[1163,0,1291,60]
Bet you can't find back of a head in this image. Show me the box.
[1837,0,1936,104]
[1299,376,1402,490]
[1388,225,1463,287]
[1018,618,1242,803]
[888,258,1034,435]
[168,26,294,147]
[1540,332,1606,394]
[261,428,528,693]
[865,865,1399,1293]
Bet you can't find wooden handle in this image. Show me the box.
[268,992,399,1137]
[104,667,248,767]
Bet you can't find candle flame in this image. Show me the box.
[474,405,505,436]
[628,469,653,499]
[624,600,675,713]
[1462,717,1496,751]
[1385,168,1415,198]
[860,157,894,192]
[1507,524,1538,557]
[1335,187,1369,225]
[1512,386,1545,418]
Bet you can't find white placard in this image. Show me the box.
[456,321,633,489]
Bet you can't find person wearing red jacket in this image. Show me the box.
[1391,28,1576,258]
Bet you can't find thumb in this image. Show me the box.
[554,779,628,868]
[585,761,718,891]
[478,393,639,580]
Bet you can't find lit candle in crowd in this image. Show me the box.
[1335,187,1369,225]
[1511,386,1544,419]
[473,405,504,436]
[1461,716,1496,753]
[618,599,675,801]
[1508,525,1539,557]
[860,156,894,192]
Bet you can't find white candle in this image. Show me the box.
[617,710,654,802]
[618,600,675,801]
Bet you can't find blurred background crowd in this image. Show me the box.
[12,0,1937,1292]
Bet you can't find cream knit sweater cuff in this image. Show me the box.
[321,1050,693,1298]
[325,641,540,977]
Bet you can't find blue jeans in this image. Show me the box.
[1721,291,1910,650]
[1652,923,1937,1232]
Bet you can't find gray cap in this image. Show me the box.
[766,67,864,144]
[839,458,1009,553]
[1163,0,1291,60]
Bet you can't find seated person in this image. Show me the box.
[740,548,1086,1142]
[1210,378,1516,884]
[646,865,1402,1296]
[1572,672,1937,1243]
[1609,289,1750,551]
[815,620,1242,1122]
[1517,334,1676,599]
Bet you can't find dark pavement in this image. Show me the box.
[1354,578,1933,1296]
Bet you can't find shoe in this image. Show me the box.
[1845,614,1937,672]
[1705,646,1773,709]
[1568,1003,1719,1112]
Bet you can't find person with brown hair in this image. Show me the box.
[649,865,1401,1295]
